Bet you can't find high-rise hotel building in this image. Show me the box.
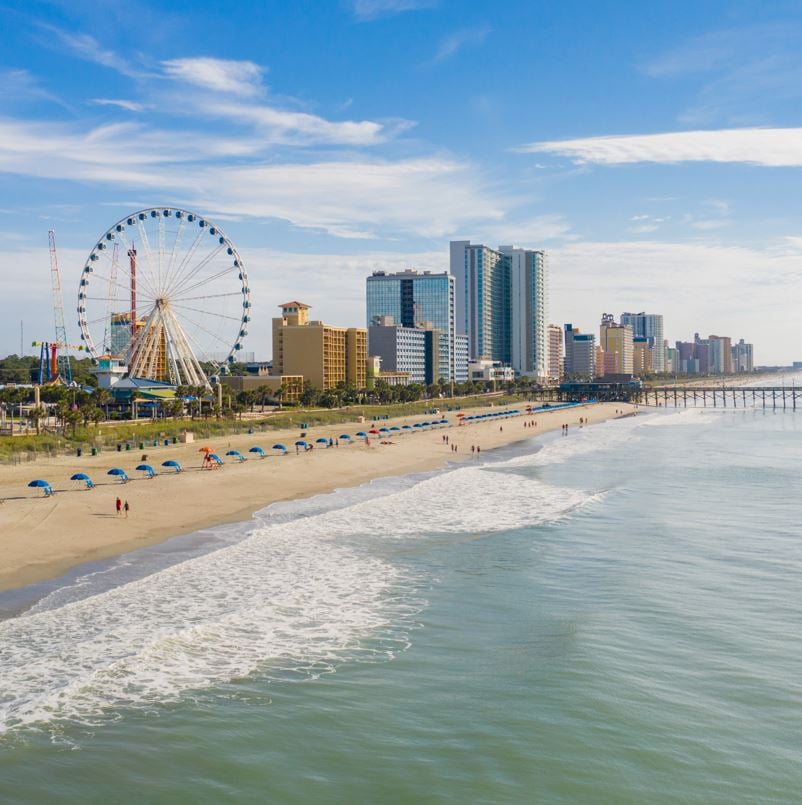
[449,241,549,380]
[366,269,457,382]
[621,312,665,372]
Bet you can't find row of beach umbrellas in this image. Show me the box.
[28,409,541,496]
[456,409,521,423]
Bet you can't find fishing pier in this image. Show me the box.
[532,382,801,410]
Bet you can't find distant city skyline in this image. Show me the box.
[2,1,801,362]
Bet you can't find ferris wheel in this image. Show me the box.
[77,207,251,388]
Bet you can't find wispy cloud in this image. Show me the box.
[91,98,147,112]
[627,214,669,234]
[195,100,396,146]
[350,0,437,21]
[643,24,802,126]
[0,69,61,105]
[519,127,802,167]
[430,25,491,64]
[44,26,144,77]
[0,119,507,238]
[161,57,265,97]
[157,57,398,145]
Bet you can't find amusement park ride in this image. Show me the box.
[20,207,251,392]
[76,207,251,389]
[33,230,86,385]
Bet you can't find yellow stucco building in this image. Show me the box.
[272,302,367,390]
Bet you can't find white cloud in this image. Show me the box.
[431,25,491,64]
[0,119,506,238]
[627,214,669,234]
[549,238,802,362]
[191,158,506,238]
[91,98,147,112]
[157,58,396,146]
[199,100,392,146]
[0,69,61,105]
[161,57,265,96]
[350,0,437,21]
[467,214,573,247]
[520,127,802,167]
[46,27,143,77]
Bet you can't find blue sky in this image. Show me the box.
[2,0,802,363]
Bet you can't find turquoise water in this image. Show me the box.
[2,407,802,803]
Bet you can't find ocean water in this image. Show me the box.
[1,406,801,803]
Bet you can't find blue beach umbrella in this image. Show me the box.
[339,434,352,440]
[379,427,390,433]
[356,431,367,438]
[161,460,182,472]
[136,464,155,478]
[208,453,223,465]
[390,426,401,432]
[271,444,287,454]
[226,450,245,462]
[294,440,308,447]
[402,424,413,430]
[70,472,95,489]
[249,446,266,457]
[107,468,129,482]
[316,437,330,444]
[28,479,53,496]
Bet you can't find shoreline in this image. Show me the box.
[0,401,632,593]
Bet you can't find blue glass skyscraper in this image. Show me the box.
[366,269,456,382]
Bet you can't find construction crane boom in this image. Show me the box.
[48,229,72,384]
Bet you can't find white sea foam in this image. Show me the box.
[639,408,725,427]
[502,414,644,469]
[0,443,602,734]
[0,526,412,733]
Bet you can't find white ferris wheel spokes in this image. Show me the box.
[77,208,251,388]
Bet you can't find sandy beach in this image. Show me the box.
[0,401,630,592]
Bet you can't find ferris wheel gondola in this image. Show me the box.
[76,208,251,388]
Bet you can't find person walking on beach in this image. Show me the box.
[116,497,122,516]
[123,500,129,518]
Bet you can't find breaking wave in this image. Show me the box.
[0,434,609,734]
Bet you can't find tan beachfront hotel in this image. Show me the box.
[272,302,367,390]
